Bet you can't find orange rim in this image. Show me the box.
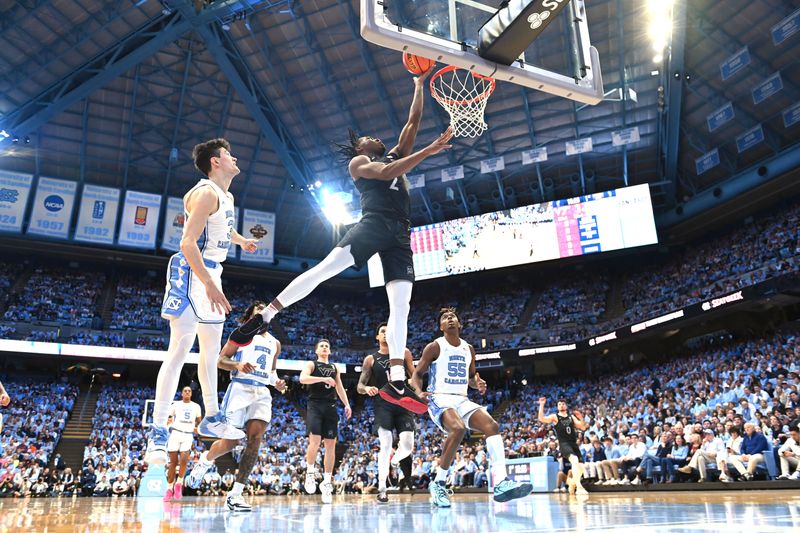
[429,65,496,106]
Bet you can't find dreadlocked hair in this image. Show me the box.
[333,128,361,165]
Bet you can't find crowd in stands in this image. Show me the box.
[136,335,167,351]
[110,274,165,331]
[0,377,80,497]
[68,331,125,347]
[3,266,105,328]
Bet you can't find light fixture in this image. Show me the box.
[314,180,322,188]
[653,54,663,63]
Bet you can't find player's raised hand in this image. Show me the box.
[414,66,435,86]
[344,405,352,419]
[424,126,454,156]
[538,397,547,407]
[240,238,259,253]
[205,282,231,314]
[0,393,9,407]
[236,362,256,374]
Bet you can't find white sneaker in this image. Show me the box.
[197,414,246,440]
[631,477,640,485]
[719,474,731,483]
[320,480,333,504]
[576,485,588,496]
[790,472,800,480]
[226,494,252,512]
[621,478,631,485]
[187,453,213,489]
[305,472,317,495]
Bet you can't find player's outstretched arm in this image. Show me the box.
[538,397,556,424]
[411,342,439,395]
[391,69,433,158]
[350,126,454,181]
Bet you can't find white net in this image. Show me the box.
[430,66,496,138]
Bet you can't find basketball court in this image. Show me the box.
[2,491,799,532]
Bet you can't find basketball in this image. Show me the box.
[402,52,434,75]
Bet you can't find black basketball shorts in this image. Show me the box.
[306,400,339,440]
[374,400,416,434]
[336,214,414,283]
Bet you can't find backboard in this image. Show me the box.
[361,0,604,105]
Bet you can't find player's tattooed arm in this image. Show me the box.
[357,355,377,396]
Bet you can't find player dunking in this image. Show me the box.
[300,339,351,504]
[187,302,287,511]
[357,323,416,502]
[233,71,453,414]
[538,397,589,495]
[146,139,259,464]
[163,386,201,502]
[411,308,532,507]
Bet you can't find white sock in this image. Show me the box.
[268,247,355,312]
[378,428,392,491]
[486,434,506,485]
[200,451,213,466]
[196,322,223,417]
[168,481,174,489]
[323,473,332,483]
[385,280,412,378]
[306,463,316,474]
[394,431,414,463]
[153,313,197,426]
[230,482,244,496]
[435,467,448,483]
[260,303,279,323]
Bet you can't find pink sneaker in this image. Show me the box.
[173,483,183,501]
[163,487,174,502]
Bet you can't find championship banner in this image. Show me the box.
[407,173,426,189]
[0,170,33,233]
[239,209,275,263]
[161,197,185,252]
[522,147,547,165]
[27,177,77,239]
[117,190,162,249]
[480,156,505,173]
[566,138,593,156]
[74,184,120,244]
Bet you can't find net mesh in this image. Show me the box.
[430,66,496,138]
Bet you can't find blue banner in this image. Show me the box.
[783,102,800,128]
[736,125,765,153]
[771,8,800,46]
[74,184,120,244]
[696,149,720,175]
[27,176,77,239]
[161,197,185,252]
[707,102,735,132]
[752,73,783,105]
[0,170,33,233]
[720,47,750,81]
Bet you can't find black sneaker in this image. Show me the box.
[377,491,388,503]
[228,313,267,347]
[378,381,428,414]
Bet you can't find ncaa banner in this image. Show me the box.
[27,176,77,239]
[74,184,120,244]
[239,209,275,263]
[0,170,33,233]
[161,197,185,252]
[118,190,162,249]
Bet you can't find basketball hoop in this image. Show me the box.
[430,66,496,138]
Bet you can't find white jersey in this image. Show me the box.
[168,400,202,433]
[231,332,280,387]
[184,179,235,263]
[427,336,471,396]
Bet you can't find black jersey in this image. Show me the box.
[354,153,410,224]
[555,413,578,444]
[308,360,337,401]
[368,352,392,390]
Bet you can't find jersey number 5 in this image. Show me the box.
[447,362,467,378]
[389,177,399,191]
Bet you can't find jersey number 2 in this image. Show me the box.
[389,177,399,191]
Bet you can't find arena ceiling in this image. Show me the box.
[0,0,798,259]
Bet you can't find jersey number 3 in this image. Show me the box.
[389,177,399,191]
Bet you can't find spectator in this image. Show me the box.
[678,429,724,482]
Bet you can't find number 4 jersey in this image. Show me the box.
[230,332,280,387]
